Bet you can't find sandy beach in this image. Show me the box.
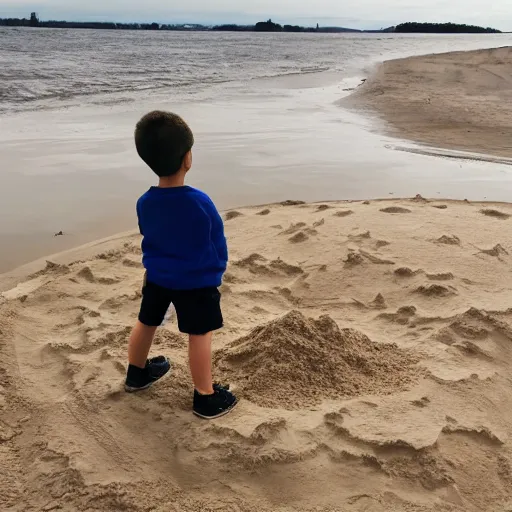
[3,37,512,511]
[2,197,512,511]
[346,46,512,158]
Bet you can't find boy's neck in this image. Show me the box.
[158,172,186,188]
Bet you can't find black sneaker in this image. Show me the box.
[193,384,238,419]
[124,356,171,392]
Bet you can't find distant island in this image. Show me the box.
[0,13,502,34]
[395,22,501,34]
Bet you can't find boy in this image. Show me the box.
[124,110,238,420]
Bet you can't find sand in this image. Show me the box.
[2,197,512,511]
[346,46,512,158]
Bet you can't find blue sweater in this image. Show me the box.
[137,186,228,290]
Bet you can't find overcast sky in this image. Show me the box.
[1,0,510,30]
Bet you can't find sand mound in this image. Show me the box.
[214,310,419,409]
[280,200,305,206]
[415,284,456,297]
[333,209,354,217]
[380,207,411,214]
[256,208,270,216]
[394,267,421,277]
[289,231,309,243]
[225,211,243,221]
[436,234,461,245]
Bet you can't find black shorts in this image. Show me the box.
[138,280,223,335]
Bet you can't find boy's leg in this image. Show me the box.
[188,332,214,395]
[125,280,172,392]
[173,288,238,418]
[128,321,158,368]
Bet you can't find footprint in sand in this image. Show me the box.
[256,209,271,216]
[432,205,448,210]
[333,210,354,218]
[479,244,509,258]
[426,272,454,281]
[225,211,243,221]
[380,207,412,214]
[76,266,119,285]
[379,305,417,325]
[316,204,331,212]
[359,250,395,265]
[280,222,307,235]
[313,218,325,228]
[480,209,511,220]
[411,397,430,408]
[349,230,371,241]
[122,258,143,269]
[344,252,364,266]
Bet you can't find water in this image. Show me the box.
[0,29,509,113]
[0,29,511,273]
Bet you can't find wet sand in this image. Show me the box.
[2,67,512,273]
[346,46,512,158]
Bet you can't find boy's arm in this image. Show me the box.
[203,197,228,270]
[136,200,143,235]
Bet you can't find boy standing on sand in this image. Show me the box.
[124,110,238,420]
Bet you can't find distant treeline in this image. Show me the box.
[0,14,502,34]
[0,13,382,33]
[395,22,501,33]
[250,19,362,33]
[0,15,204,30]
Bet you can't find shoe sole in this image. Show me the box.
[193,398,239,420]
[124,362,171,393]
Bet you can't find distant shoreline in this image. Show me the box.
[0,14,502,34]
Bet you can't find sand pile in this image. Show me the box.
[215,310,419,408]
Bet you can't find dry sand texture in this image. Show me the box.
[346,46,512,158]
[2,198,512,511]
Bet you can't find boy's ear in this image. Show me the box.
[183,150,192,172]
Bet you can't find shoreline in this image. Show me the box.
[2,42,511,274]
[2,196,511,290]
[345,46,512,158]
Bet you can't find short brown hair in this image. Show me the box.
[134,111,194,177]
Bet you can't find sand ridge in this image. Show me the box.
[2,198,512,511]
[345,46,512,159]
